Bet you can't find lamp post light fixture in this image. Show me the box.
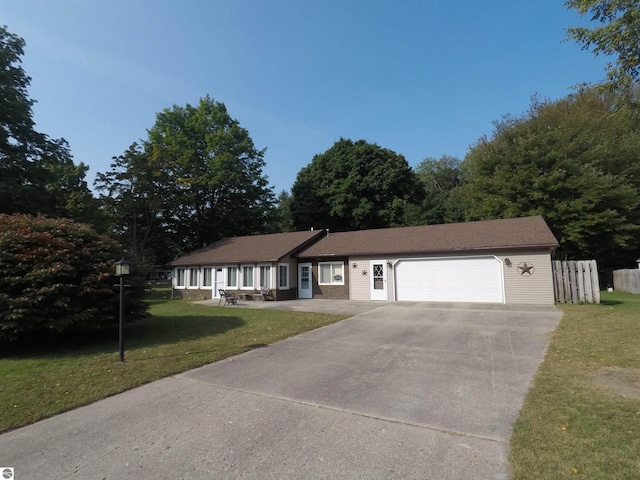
[114,258,130,362]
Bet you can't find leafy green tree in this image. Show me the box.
[290,138,424,231]
[566,1,640,93]
[98,96,276,259]
[0,25,96,222]
[147,96,276,254]
[95,143,172,264]
[0,214,147,341]
[405,155,464,225]
[272,190,294,232]
[462,90,640,265]
[40,138,102,225]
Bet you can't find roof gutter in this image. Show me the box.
[298,243,559,259]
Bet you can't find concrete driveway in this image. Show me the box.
[194,298,389,315]
[0,302,561,479]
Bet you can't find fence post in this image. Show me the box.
[553,261,564,303]
[583,261,593,303]
[568,261,578,304]
[590,260,600,304]
[562,261,571,303]
[577,261,586,302]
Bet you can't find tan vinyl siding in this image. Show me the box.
[349,257,372,300]
[349,257,393,301]
[388,263,395,301]
[500,250,555,305]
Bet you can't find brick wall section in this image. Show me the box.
[172,288,297,301]
[172,289,211,300]
[225,289,285,301]
[312,284,350,300]
[275,289,297,300]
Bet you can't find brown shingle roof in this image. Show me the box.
[168,230,323,266]
[297,216,558,258]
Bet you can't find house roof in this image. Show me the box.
[296,216,558,258]
[168,216,558,267]
[168,230,324,266]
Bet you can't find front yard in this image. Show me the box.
[0,288,348,433]
[510,291,640,479]
[3,287,640,478]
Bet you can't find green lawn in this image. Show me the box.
[0,288,349,433]
[5,287,639,475]
[510,291,640,479]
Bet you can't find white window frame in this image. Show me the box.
[258,264,272,289]
[175,268,186,288]
[241,265,254,290]
[318,261,345,286]
[202,267,213,287]
[278,263,290,290]
[188,267,200,288]
[226,266,238,289]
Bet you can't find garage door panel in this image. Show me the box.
[396,257,504,303]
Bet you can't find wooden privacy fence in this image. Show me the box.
[613,269,640,294]
[552,260,600,304]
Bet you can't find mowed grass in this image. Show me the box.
[0,288,349,433]
[510,291,640,479]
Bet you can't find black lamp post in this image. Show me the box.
[115,258,130,362]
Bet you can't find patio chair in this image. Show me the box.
[218,289,237,306]
[253,287,273,301]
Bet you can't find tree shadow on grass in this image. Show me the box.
[0,315,245,359]
[126,314,245,349]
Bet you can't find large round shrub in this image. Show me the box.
[0,214,147,341]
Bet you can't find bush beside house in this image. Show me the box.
[0,214,147,341]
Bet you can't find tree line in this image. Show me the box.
[1,0,640,337]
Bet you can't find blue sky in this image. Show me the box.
[2,1,607,194]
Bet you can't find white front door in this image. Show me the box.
[298,263,312,299]
[213,267,224,298]
[370,261,388,300]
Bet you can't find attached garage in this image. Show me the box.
[292,216,559,305]
[395,256,504,303]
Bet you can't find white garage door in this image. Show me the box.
[395,257,504,303]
